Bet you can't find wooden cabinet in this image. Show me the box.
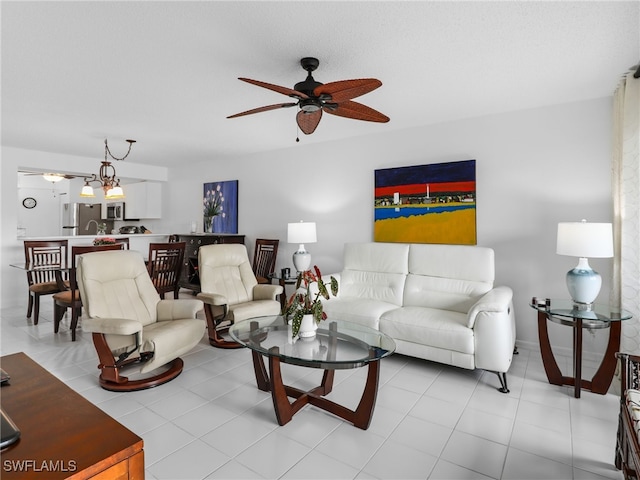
[174,234,245,293]
[124,182,162,219]
[1,352,144,480]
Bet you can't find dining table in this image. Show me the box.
[10,260,71,292]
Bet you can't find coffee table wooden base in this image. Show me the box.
[251,348,380,430]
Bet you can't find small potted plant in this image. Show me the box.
[284,266,338,338]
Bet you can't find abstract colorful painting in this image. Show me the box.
[203,180,238,234]
[374,160,476,244]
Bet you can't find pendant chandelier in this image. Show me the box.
[80,138,136,200]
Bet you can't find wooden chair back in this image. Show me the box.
[115,237,130,249]
[23,240,68,286]
[147,242,186,298]
[252,239,279,284]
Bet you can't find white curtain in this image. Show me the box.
[612,68,640,356]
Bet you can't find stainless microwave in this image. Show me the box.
[106,202,125,221]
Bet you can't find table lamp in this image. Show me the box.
[556,220,613,310]
[288,221,317,273]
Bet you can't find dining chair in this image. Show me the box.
[252,238,279,284]
[115,237,130,249]
[76,250,204,391]
[198,244,282,348]
[147,242,186,299]
[53,243,125,341]
[23,240,69,326]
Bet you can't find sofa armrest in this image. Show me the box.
[253,284,283,301]
[467,286,513,328]
[471,286,516,372]
[82,317,142,336]
[197,292,228,306]
[157,299,203,321]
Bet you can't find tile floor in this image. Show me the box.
[0,294,624,480]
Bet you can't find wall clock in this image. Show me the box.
[22,197,37,209]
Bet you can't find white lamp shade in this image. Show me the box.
[288,222,317,244]
[105,186,125,200]
[556,222,613,258]
[80,185,96,197]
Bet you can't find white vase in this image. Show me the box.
[298,314,317,338]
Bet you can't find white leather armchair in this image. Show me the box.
[76,250,205,391]
[197,244,283,348]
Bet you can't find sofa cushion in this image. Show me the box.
[404,275,492,314]
[379,306,474,354]
[344,242,410,274]
[340,243,409,306]
[340,270,407,306]
[322,297,398,329]
[404,244,494,313]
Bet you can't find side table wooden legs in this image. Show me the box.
[537,309,621,398]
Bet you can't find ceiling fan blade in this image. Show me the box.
[227,102,297,119]
[238,78,308,99]
[324,100,389,123]
[296,109,322,135]
[314,79,382,103]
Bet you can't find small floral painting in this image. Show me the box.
[203,180,238,233]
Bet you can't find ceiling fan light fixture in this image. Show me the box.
[300,99,321,112]
[42,173,65,183]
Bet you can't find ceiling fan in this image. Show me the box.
[227,57,390,136]
[22,172,84,183]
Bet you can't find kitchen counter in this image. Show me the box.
[16,234,171,262]
[19,233,170,241]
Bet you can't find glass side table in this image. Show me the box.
[267,273,298,310]
[530,297,632,398]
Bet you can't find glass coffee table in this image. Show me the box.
[230,315,396,430]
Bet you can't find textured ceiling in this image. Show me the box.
[2,1,638,169]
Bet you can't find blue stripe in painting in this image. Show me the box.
[374,204,475,221]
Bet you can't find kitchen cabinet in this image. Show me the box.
[173,234,245,293]
[124,182,162,219]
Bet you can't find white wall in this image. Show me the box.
[17,174,70,237]
[165,97,614,357]
[0,98,614,357]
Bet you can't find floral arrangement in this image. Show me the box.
[93,237,117,246]
[203,184,225,232]
[284,266,339,337]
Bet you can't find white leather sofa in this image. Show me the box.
[321,242,516,392]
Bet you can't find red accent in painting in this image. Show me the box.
[375,181,475,198]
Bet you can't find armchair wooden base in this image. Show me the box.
[203,304,242,349]
[93,333,184,391]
